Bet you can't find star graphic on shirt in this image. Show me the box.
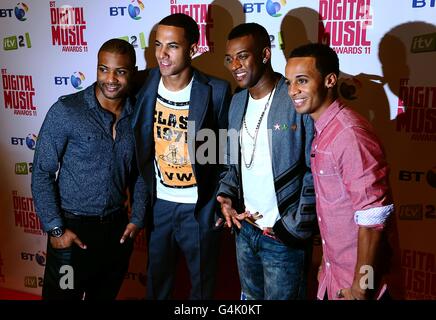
[274,123,281,130]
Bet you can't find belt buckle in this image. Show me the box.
[244,211,263,228]
[244,217,259,228]
[100,213,114,224]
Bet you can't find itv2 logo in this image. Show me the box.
[411,33,436,53]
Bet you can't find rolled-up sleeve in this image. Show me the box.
[332,126,394,228]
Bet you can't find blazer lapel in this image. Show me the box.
[133,68,160,171]
[233,91,248,132]
[188,70,212,133]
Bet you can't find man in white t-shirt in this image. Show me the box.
[132,13,231,299]
[217,23,317,300]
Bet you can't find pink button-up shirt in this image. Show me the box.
[312,99,393,300]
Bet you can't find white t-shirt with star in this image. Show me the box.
[240,89,280,229]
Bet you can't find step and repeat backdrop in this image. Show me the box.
[0,0,435,299]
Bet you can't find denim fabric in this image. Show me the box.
[236,221,309,300]
[32,84,146,231]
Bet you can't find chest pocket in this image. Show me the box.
[72,132,105,159]
[313,151,345,204]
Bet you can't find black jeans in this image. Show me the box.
[42,211,133,300]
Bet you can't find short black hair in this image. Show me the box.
[288,43,339,79]
[98,38,136,67]
[228,23,271,49]
[158,13,199,45]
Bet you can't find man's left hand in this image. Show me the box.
[120,223,139,244]
[336,286,367,300]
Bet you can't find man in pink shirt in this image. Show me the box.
[285,43,394,300]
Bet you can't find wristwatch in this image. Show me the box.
[48,226,64,238]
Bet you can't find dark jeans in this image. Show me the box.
[236,221,310,300]
[42,211,133,300]
[147,198,219,300]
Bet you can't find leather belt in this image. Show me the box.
[62,210,124,224]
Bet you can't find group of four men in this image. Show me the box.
[32,13,394,300]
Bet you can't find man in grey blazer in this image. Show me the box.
[217,23,317,300]
[131,13,231,299]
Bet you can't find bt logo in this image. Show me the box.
[0,2,29,20]
[243,0,287,17]
[15,2,29,21]
[399,168,436,188]
[21,251,46,266]
[70,72,85,90]
[266,0,287,17]
[54,72,86,90]
[339,78,362,101]
[412,0,436,7]
[26,133,37,149]
[11,134,38,150]
[109,0,144,20]
[128,0,144,20]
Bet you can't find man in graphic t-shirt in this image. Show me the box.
[154,78,196,195]
[132,13,231,299]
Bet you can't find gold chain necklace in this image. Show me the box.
[241,83,277,169]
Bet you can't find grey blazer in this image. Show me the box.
[217,74,317,246]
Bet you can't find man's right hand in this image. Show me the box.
[49,228,87,250]
[216,195,248,229]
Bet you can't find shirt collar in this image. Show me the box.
[314,99,345,135]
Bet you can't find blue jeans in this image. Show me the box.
[236,221,309,300]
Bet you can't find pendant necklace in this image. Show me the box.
[241,82,277,169]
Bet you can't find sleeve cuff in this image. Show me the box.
[129,215,145,229]
[354,204,394,226]
[43,217,64,233]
